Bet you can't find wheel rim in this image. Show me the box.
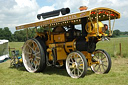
[91,50,109,74]
[22,39,41,72]
[66,52,85,78]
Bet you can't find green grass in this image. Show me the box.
[119,35,128,37]
[9,42,24,55]
[0,58,128,85]
[96,37,128,58]
[0,37,128,85]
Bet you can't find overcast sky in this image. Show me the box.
[0,0,128,33]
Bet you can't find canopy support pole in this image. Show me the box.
[26,28,28,40]
[109,12,112,36]
[111,17,116,35]
[96,11,99,35]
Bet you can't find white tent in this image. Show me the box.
[0,40,9,63]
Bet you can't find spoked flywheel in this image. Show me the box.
[91,49,111,74]
[22,38,46,72]
[66,51,88,78]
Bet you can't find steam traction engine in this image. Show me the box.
[16,7,120,78]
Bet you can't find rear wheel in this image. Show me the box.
[91,49,111,74]
[22,38,46,72]
[66,51,88,78]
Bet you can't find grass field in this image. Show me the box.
[97,37,128,58]
[0,37,128,85]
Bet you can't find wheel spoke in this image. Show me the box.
[35,52,40,56]
[32,42,36,47]
[27,43,33,51]
[74,56,78,62]
[71,68,75,74]
[73,53,76,58]
[102,64,107,67]
[30,59,33,65]
[33,61,37,69]
[70,57,74,63]
[36,56,41,60]
[102,64,106,71]
[77,68,82,74]
[34,60,39,69]
[76,58,80,63]
[24,51,32,55]
[96,65,100,72]
[78,59,82,63]
[102,60,107,63]
[29,58,33,62]
[33,42,38,52]
[78,66,83,70]
[95,54,99,59]
[69,61,73,64]
[101,55,106,60]
[94,64,98,68]
[69,65,73,69]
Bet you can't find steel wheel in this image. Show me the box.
[91,49,111,74]
[22,38,46,72]
[66,51,87,78]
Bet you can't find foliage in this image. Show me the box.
[112,30,121,37]
[0,27,12,41]
[121,31,128,35]
[13,30,27,42]
[0,27,127,42]
[0,27,45,42]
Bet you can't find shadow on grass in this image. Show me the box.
[9,65,94,77]
[9,65,26,71]
[43,66,69,77]
[43,66,94,77]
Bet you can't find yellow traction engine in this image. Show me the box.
[16,7,120,78]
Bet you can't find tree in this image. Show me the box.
[0,28,4,39]
[13,30,27,42]
[3,27,12,41]
[112,30,121,37]
[0,27,12,41]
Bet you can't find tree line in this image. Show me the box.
[0,27,128,42]
[0,27,37,42]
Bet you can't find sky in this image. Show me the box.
[0,0,128,33]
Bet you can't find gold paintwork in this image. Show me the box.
[56,47,67,60]
[54,33,65,42]
[85,21,104,34]
[17,7,120,67]
[65,40,76,53]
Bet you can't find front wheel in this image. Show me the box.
[91,49,111,74]
[66,51,88,78]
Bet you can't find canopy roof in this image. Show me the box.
[16,7,120,30]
